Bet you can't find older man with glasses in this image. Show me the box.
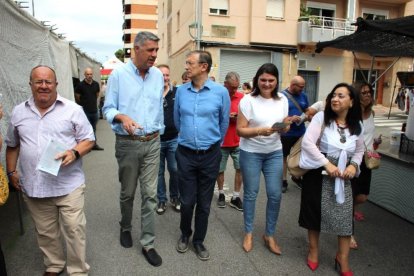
[174,50,230,261]
[6,65,95,276]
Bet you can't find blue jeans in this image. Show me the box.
[157,138,179,202]
[240,149,283,236]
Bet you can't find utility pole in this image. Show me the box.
[195,0,202,50]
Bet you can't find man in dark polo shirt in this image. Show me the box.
[75,67,104,150]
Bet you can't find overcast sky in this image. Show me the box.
[26,0,124,63]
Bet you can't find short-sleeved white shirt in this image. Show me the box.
[239,93,289,153]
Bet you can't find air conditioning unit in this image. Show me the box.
[298,59,307,69]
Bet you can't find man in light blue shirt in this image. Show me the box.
[103,31,164,267]
[174,50,230,261]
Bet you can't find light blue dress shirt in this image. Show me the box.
[174,79,230,150]
[103,60,164,136]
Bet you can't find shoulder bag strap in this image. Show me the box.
[283,90,304,113]
[316,123,326,148]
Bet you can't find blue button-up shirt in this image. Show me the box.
[174,79,230,150]
[103,60,164,135]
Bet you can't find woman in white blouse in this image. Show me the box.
[299,83,364,276]
[350,82,381,249]
[237,63,291,255]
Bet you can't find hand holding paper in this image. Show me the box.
[36,139,68,176]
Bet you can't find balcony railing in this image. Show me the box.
[297,16,356,44]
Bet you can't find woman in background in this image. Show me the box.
[350,82,381,249]
[299,83,364,276]
[242,82,252,94]
[237,63,291,255]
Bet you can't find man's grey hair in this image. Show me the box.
[225,71,240,83]
[134,31,160,46]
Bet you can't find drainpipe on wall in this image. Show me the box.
[347,0,356,21]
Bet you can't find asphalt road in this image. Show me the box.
[1,112,414,276]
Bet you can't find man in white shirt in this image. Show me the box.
[6,65,95,276]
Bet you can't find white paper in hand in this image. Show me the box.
[296,113,307,126]
[36,139,68,176]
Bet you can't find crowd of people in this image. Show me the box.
[0,31,381,276]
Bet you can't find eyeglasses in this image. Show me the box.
[361,91,371,96]
[31,80,55,86]
[185,61,206,66]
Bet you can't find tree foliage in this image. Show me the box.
[115,49,124,62]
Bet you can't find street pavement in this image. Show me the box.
[1,106,414,276]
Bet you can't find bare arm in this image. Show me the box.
[75,93,81,104]
[236,111,277,138]
[6,145,21,191]
[55,139,95,167]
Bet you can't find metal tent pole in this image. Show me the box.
[388,76,399,119]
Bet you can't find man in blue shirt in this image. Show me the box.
[174,50,230,261]
[103,31,164,267]
[281,76,309,192]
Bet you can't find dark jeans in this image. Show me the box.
[176,143,221,245]
[99,97,105,119]
[84,111,98,133]
[84,111,98,142]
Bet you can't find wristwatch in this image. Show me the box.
[71,149,80,160]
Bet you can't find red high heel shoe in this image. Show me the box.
[307,259,319,271]
[335,255,353,276]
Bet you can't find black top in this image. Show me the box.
[75,80,100,113]
[161,86,178,141]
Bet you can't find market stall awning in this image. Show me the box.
[316,16,414,57]
[100,69,113,75]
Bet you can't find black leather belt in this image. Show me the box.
[116,132,159,142]
[179,141,220,155]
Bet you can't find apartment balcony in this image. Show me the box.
[297,16,356,45]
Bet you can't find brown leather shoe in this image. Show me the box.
[242,233,253,252]
[262,235,282,255]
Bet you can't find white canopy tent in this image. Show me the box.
[102,56,123,70]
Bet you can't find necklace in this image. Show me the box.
[335,121,347,143]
